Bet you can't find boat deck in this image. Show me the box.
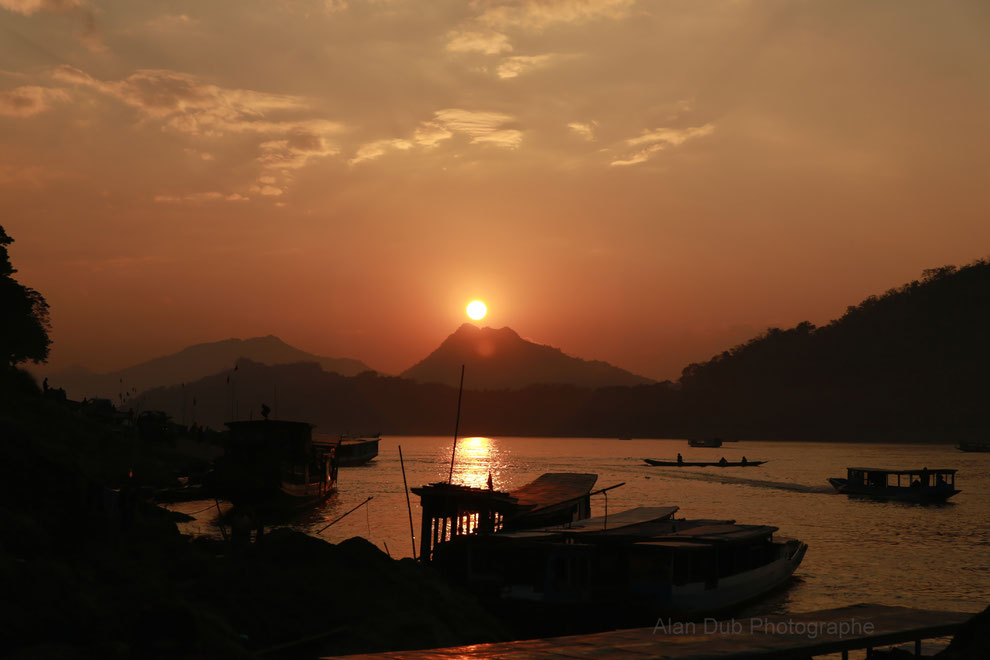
[326,604,974,659]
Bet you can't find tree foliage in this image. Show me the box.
[1,224,51,366]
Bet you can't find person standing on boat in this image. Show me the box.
[741,456,748,465]
[921,467,930,487]
[719,456,728,466]
[677,453,683,465]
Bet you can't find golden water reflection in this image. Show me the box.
[446,436,509,491]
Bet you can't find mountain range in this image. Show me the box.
[401,324,653,389]
[45,335,373,401]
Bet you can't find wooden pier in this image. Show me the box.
[326,604,974,659]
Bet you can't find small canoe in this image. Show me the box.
[643,458,766,467]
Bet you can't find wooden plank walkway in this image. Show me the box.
[326,604,974,659]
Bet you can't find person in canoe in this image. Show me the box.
[677,453,683,465]
[741,456,748,465]
[719,457,728,466]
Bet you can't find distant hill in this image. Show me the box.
[401,324,654,390]
[678,261,990,440]
[46,335,374,401]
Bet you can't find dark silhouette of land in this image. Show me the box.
[134,260,990,441]
[402,323,654,389]
[43,335,374,401]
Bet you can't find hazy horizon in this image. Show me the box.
[4,0,989,381]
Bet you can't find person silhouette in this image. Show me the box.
[677,453,683,465]
[741,456,748,465]
[719,456,728,466]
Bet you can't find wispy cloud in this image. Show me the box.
[433,108,522,148]
[611,123,714,166]
[446,30,513,55]
[496,54,556,79]
[350,109,520,165]
[0,85,68,117]
[568,120,597,141]
[154,192,249,203]
[0,0,82,15]
[477,0,636,32]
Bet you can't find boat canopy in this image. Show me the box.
[556,506,679,534]
[847,467,957,475]
[665,523,778,543]
[509,473,598,512]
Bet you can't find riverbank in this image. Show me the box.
[0,369,507,659]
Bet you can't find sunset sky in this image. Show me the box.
[3,0,989,381]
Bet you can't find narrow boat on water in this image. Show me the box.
[688,438,723,448]
[643,458,766,467]
[828,467,960,502]
[956,441,990,453]
[414,473,806,624]
[212,417,338,508]
[319,433,381,466]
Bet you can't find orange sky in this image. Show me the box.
[3,0,990,380]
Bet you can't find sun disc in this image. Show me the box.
[466,300,487,320]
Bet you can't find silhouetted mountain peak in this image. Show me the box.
[402,325,653,389]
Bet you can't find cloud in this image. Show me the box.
[0,0,82,15]
[611,123,715,166]
[350,109,520,165]
[0,85,69,117]
[433,108,522,147]
[446,30,513,55]
[154,192,248,203]
[476,0,636,32]
[568,121,597,141]
[53,65,344,184]
[496,54,555,79]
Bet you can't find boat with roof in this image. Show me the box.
[413,472,806,620]
[828,467,960,502]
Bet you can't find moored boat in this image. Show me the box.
[828,467,960,502]
[688,438,723,448]
[320,433,381,466]
[956,441,990,453]
[213,417,338,508]
[643,458,766,467]
[415,474,806,623]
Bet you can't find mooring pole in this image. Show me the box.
[447,364,466,484]
[399,445,417,559]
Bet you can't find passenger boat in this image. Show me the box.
[956,441,990,453]
[828,467,960,502]
[643,458,766,467]
[213,418,338,507]
[414,474,806,622]
[688,438,723,448]
[320,433,381,466]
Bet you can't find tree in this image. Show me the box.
[0,224,51,366]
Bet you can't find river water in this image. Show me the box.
[172,436,990,617]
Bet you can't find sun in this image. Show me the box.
[466,300,487,320]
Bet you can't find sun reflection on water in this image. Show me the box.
[446,436,509,490]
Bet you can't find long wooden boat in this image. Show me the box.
[643,458,766,467]
[431,504,806,619]
[828,467,960,502]
[213,419,338,508]
[688,438,723,448]
[318,434,381,466]
[956,441,990,453]
[413,474,806,622]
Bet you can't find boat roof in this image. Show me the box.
[509,473,598,511]
[848,467,957,475]
[663,523,778,542]
[556,506,679,534]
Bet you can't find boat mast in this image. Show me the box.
[447,364,465,484]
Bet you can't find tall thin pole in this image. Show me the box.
[447,364,465,484]
[399,445,417,559]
